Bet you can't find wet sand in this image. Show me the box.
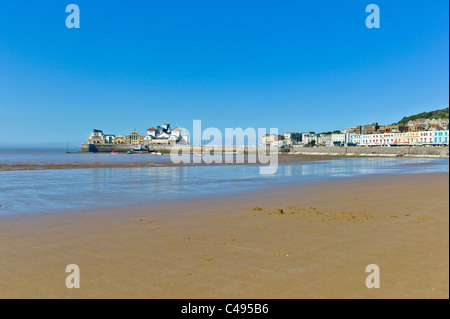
[0,154,334,171]
[0,173,448,298]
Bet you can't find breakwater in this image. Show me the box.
[290,146,449,158]
[80,144,134,152]
[80,144,449,158]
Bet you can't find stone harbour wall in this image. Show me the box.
[81,144,449,158]
[290,146,449,157]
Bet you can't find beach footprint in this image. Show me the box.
[136,218,155,225]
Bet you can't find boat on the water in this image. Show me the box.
[126,151,133,154]
[132,146,151,154]
[110,151,118,154]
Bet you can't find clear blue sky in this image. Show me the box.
[0,0,448,147]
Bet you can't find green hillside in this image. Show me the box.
[397,107,449,125]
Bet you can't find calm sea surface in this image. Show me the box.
[0,149,448,216]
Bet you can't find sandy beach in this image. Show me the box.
[0,172,448,299]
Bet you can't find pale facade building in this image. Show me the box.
[143,124,184,145]
[331,133,352,146]
[125,130,144,145]
[325,130,447,147]
[261,134,281,146]
[104,134,115,144]
[318,134,332,147]
[301,133,318,146]
[113,135,126,144]
[283,132,301,145]
[88,129,105,144]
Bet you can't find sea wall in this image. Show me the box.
[80,144,269,154]
[80,144,134,152]
[81,144,449,158]
[290,146,449,157]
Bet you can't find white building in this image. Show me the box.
[261,134,282,146]
[301,133,319,146]
[143,124,184,145]
[371,133,395,146]
[283,132,301,145]
[318,134,332,147]
[359,134,373,146]
[326,130,443,147]
[88,129,105,144]
[104,134,115,144]
[349,133,362,145]
[419,131,434,144]
[331,133,353,146]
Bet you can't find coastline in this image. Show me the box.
[0,172,448,298]
[1,151,448,171]
[80,144,450,157]
[0,154,335,171]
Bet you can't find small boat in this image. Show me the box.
[126,151,133,154]
[133,146,150,154]
[154,152,163,155]
[110,151,118,154]
[194,153,203,157]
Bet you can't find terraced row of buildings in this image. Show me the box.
[265,118,449,147]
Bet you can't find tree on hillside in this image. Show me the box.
[398,107,449,124]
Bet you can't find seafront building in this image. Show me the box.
[331,133,350,146]
[143,124,185,145]
[261,134,282,146]
[328,130,449,147]
[87,121,448,149]
[125,129,144,145]
[283,132,301,145]
[262,129,448,147]
[88,129,110,144]
[113,135,126,144]
[264,113,449,148]
[301,133,319,146]
[433,130,449,145]
[321,134,333,147]
[85,124,188,146]
[363,123,379,134]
